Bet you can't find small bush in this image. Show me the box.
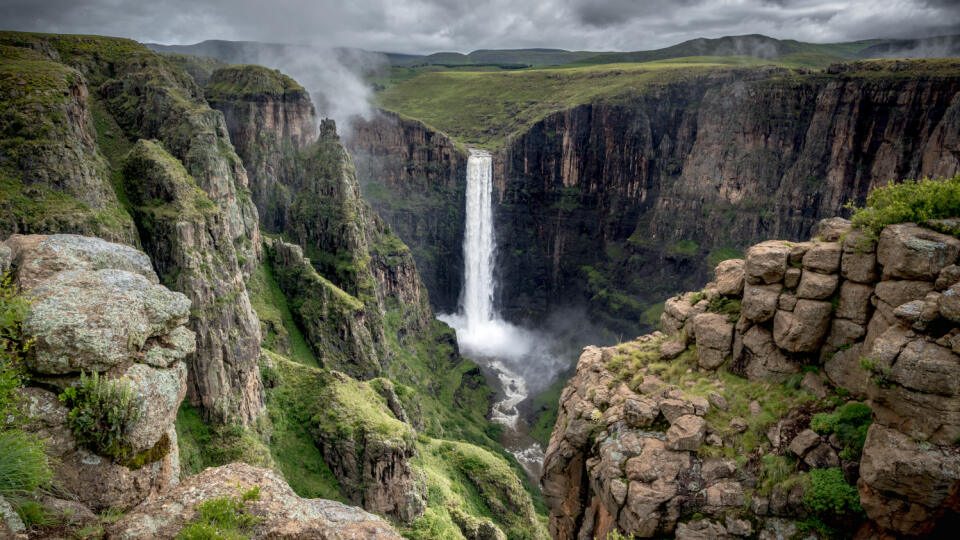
[177,488,263,540]
[810,402,872,459]
[59,372,142,460]
[804,467,863,518]
[706,295,741,322]
[848,175,960,237]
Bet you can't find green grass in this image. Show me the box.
[174,403,274,477]
[205,64,306,101]
[707,246,744,268]
[528,378,567,447]
[246,261,317,367]
[176,487,262,540]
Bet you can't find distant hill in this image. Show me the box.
[855,34,960,59]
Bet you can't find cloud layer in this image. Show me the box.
[2,0,959,54]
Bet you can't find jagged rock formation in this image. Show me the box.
[108,462,403,539]
[353,61,960,335]
[6,234,191,511]
[542,218,960,538]
[0,32,265,425]
[346,110,468,314]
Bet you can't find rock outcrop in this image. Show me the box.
[543,218,960,538]
[6,234,192,512]
[108,462,403,539]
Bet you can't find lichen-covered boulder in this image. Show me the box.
[108,462,403,539]
[772,300,831,352]
[2,234,158,291]
[123,361,189,452]
[23,269,191,374]
[877,224,960,280]
[742,283,780,322]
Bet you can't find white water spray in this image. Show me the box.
[440,149,551,480]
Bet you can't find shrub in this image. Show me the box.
[810,402,872,459]
[848,175,960,237]
[0,430,53,499]
[177,487,263,540]
[706,295,741,322]
[59,371,142,460]
[804,467,863,518]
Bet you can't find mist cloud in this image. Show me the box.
[2,1,959,55]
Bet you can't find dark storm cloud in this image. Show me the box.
[1,0,959,53]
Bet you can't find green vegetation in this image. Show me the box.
[0,274,53,519]
[804,467,863,519]
[58,371,142,461]
[705,295,741,323]
[707,247,744,268]
[177,487,263,540]
[810,402,872,459]
[205,64,306,101]
[640,301,665,329]
[246,261,317,367]
[667,239,700,257]
[528,377,567,447]
[174,402,274,477]
[848,175,960,237]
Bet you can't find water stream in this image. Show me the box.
[439,149,548,481]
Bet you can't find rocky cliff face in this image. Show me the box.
[0,32,266,425]
[494,62,960,334]
[542,217,960,538]
[346,110,468,314]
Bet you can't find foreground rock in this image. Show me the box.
[107,463,402,539]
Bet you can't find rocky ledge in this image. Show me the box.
[542,218,960,539]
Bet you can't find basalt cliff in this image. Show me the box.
[349,60,960,337]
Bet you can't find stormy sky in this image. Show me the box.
[2,0,959,54]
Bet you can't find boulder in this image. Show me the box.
[836,281,873,324]
[624,397,660,428]
[693,313,734,369]
[888,339,960,396]
[841,250,878,283]
[935,264,960,290]
[708,392,728,411]
[745,241,791,284]
[772,300,832,352]
[659,339,686,360]
[666,415,706,451]
[742,284,780,322]
[108,462,402,539]
[0,495,24,534]
[842,228,877,253]
[123,361,189,452]
[813,217,852,242]
[777,293,797,311]
[825,319,866,350]
[660,398,696,423]
[874,280,935,311]
[939,282,960,323]
[796,271,838,300]
[676,519,729,539]
[877,224,960,280]
[0,244,10,275]
[803,443,840,469]
[714,259,745,296]
[40,496,98,527]
[783,267,802,289]
[859,424,960,536]
[23,269,192,374]
[740,325,799,381]
[825,344,869,398]
[802,242,842,274]
[2,234,159,291]
[788,429,820,457]
[788,242,813,264]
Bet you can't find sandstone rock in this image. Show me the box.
[714,259,745,296]
[773,300,831,352]
[108,462,402,539]
[889,339,960,396]
[804,443,840,469]
[666,415,706,451]
[825,344,869,398]
[40,496,98,527]
[814,217,852,242]
[802,242,842,273]
[843,227,877,253]
[23,269,192,374]
[742,283,780,322]
[800,372,829,398]
[877,223,960,280]
[935,264,960,290]
[939,282,960,323]
[859,424,960,536]
[708,392,728,411]
[726,518,752,537]
[701,458,736,484]
[694,313,734,369]
[659,339,686,359]
[825,318,866,350]
[841,250,878,283]
[778,292,798,311]
[745,241,791,284]
[2,234,159,291]
[796,271,838,300]
[689,395,710,416]
[893,300,925,325]
[788,429,820,457]
[836,281,873,324]
[704,480,745,511]
[783,267,801,289]
[788,242,813,264]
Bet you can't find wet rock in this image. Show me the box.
[666,415,706,451]
[108,462,402,539]
[877,223,960,280]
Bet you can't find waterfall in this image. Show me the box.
[462,150,496,330]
